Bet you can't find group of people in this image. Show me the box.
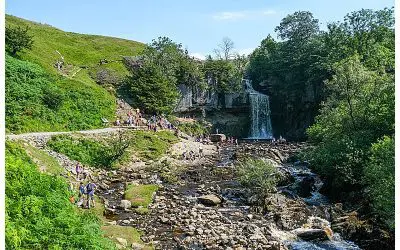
[271,136,287,144]
[182,145,204,161]
[226,136,239,146]
[76,181,97,209]
[195,135,212,144]
[115,109,143,127]
[147,115,175,132]
[71,163,97,209]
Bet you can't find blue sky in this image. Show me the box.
[6,0,394,59]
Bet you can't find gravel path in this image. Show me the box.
[5,127,136,140]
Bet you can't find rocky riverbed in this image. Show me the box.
[14,133,391,250]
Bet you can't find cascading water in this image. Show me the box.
[243,79,273,139]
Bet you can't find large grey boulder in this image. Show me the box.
[293,228,331,241]
[197,194,222,206]
[210,134,226,142]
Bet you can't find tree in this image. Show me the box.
[5,25,34,56]
[126,61,179,114]
[123,36,204,114]
[214,37,235,60]
[305,56,394,198]
[274,11,319,42]
[364,136,394,229]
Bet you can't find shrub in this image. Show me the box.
[47,133,130,169]
[5,25,33,56]
[364,136,394,229]
[236,158,281,199]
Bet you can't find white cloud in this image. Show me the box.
[190,53,206,60]
[212,9,276,21]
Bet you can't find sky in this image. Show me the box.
[5,0,394,60]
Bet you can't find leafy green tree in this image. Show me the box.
[305,56,394,198]
[124,36,204,114]
[126,61,179,114]
[5,25,34,56]
[364,136,394,229]
[275,11,320,41]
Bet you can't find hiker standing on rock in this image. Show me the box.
[86,181,97,208]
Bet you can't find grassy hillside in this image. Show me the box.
[6,14,144,79]
[5,15,145,133]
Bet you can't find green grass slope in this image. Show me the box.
[5,15,145,133]
[6,14,144,78]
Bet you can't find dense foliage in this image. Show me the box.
[48,131,179,166]
[5,25,33,56]
[297,8,394,229]
[47,134,130,169]
[124,37,204,114]
[5,55,115,133]
[248,6,394,229]
[247,11,328,139]
[5,141,115,249]
[364,136,394,229]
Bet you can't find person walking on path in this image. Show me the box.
[85,182,97,208]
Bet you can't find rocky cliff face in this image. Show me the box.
[255,78,323,141]
[174,84,251,137]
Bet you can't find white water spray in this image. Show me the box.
[243,79,273,139]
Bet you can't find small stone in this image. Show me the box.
[119,199,132,209]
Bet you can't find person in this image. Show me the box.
[86,182,97,208]
[77,182,85,207]
[115,119,121,126]
[216,143,221,155]
[75,163,82,180]
[199,145,204,158]
[235,138,238,147]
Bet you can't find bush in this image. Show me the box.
[47,133,131,169]
[364,136,394,229]
[236,158,281,199]
[176,120,210,137]
[5,25,33,56]
[90,67,121,86]
[5,141,116,249]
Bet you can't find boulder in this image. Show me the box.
[293,228,330,241]
[197,194,222,206]
[210,134,226,142]
[119,199,132,209]
[298,176,315,197]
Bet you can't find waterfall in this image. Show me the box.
[243,79,273,139]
